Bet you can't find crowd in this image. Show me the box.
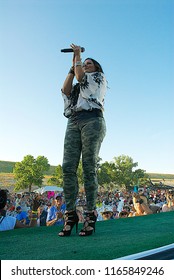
[0,186,174,231]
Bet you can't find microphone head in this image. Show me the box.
[80,47,85,52]
[61,47,85,53]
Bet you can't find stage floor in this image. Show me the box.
[0,211,174,260]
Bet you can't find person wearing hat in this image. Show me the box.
[0,189,41,231]
[102,210,113,221]
[16,206,30,225]
[46,194,66,226]
[101,206,113,221]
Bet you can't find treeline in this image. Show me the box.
[0,160,56,175]
[148,173,174,180]
[0,160,174,179]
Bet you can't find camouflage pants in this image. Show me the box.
[62,116,106,211]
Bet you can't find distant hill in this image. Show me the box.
[148,173,174,180]
[0,160,57,175]
[0,161,16,173]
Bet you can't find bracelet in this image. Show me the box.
[31,218,37,220]
[32,210,38,214]
[68,67,75,75]
[74,61,82,67]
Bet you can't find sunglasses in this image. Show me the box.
[82,62,93,67]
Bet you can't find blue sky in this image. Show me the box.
[0,0,173,174]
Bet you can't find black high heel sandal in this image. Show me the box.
[79,211,97,236]
[58,210,79,237]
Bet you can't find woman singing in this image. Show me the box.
[59,44,107,237]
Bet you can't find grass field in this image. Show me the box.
[0,212,174,260]
[0,173,52,192]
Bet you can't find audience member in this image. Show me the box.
[1,185,174,232]
[0,190,40,231]
[119,210,129,218]
[37,205,48,226]
[46,194,66,226]
[112,206,119,219]
[132,190,153,216]
[16,206,30,225]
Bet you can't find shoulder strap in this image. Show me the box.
[0,216,5,225]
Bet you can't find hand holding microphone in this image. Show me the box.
[61,44,85,53]
[61,47,85,53]
[61,44,84,78]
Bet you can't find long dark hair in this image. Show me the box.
[84,58,104,73]
[0,190,7,210]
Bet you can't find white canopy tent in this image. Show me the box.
[34,186,63,194]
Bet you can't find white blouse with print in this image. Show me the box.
[62,72,107,117]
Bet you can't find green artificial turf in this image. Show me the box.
[0,212,174,260]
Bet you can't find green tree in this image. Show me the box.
[47,164,63,186]
[47,155,148,192]
[13,155,50,192]
[112,155,147,190]
[48,158,101,190]
[48,161,84,188]
[98,161,115,186]
[133,168,148,185]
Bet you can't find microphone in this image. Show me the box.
[61,47,85,53]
